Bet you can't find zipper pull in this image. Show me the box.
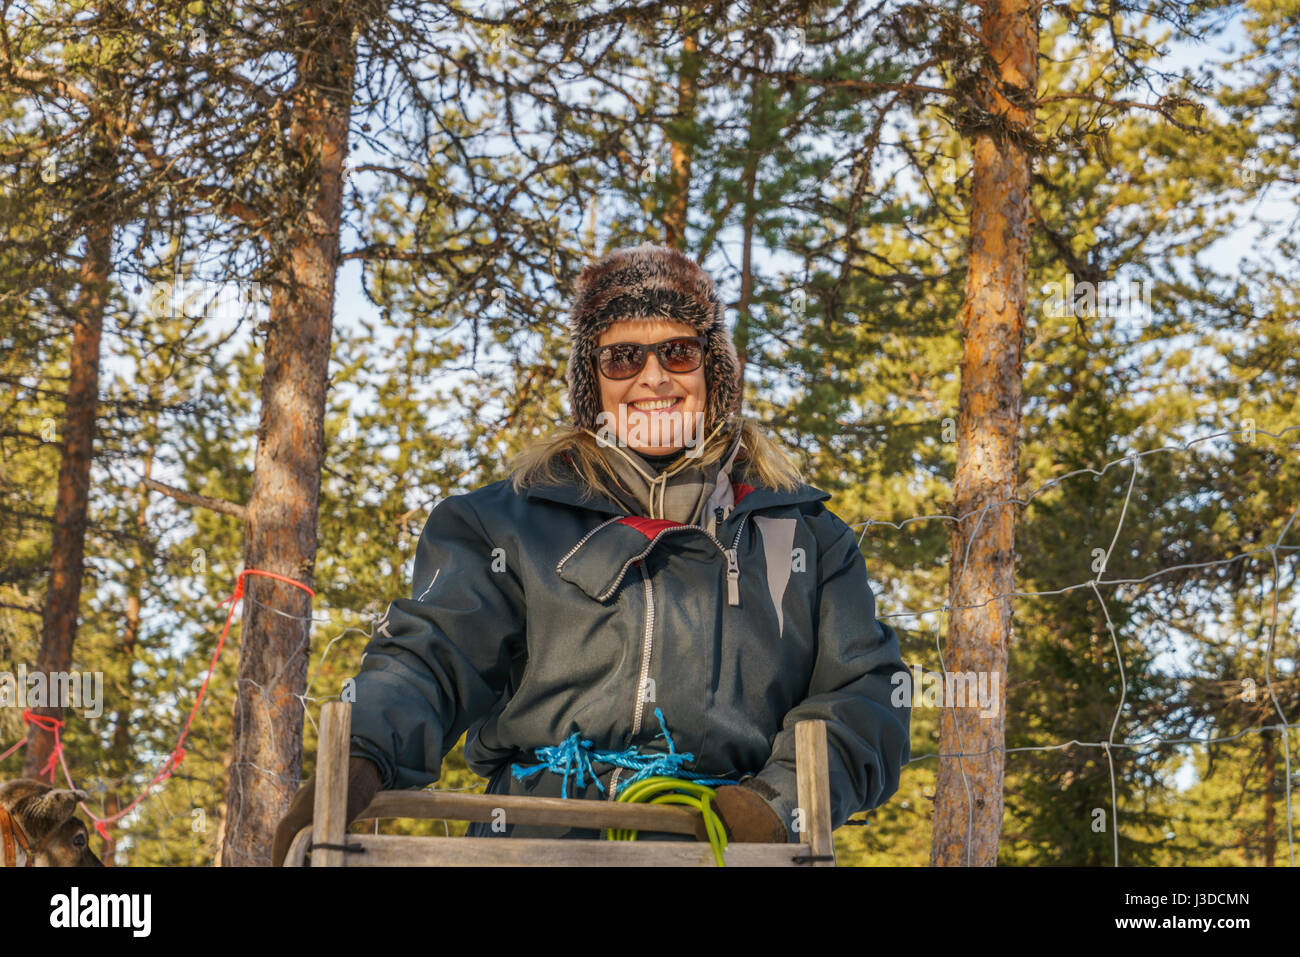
[726,548,740,606]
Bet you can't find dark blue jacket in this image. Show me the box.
[347,454,911,842]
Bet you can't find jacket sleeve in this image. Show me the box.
[740,512,912,842]
[347,492,526,791]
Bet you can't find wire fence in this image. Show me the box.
[862,424,1299,866]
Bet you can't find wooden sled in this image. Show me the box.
[283,701,835,866]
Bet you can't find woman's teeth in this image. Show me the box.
[629,398,680,411]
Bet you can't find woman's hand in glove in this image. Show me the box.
[696,783,787,844]
[271,756,382,866]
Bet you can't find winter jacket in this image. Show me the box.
[347,445,912,843]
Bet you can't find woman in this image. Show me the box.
[272,244,910,863]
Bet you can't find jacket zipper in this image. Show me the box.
[592,513,750,604]
[554,515,624,572]
[609,561,657,801]
[579,512,749,799]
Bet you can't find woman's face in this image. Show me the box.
[596,318,708,456]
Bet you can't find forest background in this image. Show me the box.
[1,0,1296,866]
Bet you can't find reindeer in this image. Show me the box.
[0,779,103,866]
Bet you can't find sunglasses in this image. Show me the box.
[594,336,706,380]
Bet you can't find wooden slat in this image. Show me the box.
[334,834,819,866]
[312,702,351,867]
[284,825,313,867]
[352,790,702,835]
[795,719,835,866]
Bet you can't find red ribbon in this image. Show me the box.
[1,569,315,845]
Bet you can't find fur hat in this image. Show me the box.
[565,243,743,434]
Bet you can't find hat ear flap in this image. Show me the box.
[704,319,742,431]
[567,326,603,433]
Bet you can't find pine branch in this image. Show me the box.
[142,478,246,520]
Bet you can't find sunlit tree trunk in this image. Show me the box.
[931,0,1038,867]
[664,33,699,249]
[219,5,360,867]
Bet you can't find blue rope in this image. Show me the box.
[511,707,736,798]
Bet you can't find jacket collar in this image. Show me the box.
[523,454,830,518]
[582,421,743,525]
[536,450,832,601]
[548,475,832,602]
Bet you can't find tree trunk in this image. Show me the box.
[23,128,116,780]
[218,7,360,866]
[735,73,763,387]
[930,0,1037,867]
[664,32,698,250]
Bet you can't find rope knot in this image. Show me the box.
[21,709,65,732]
[510,708,736,798]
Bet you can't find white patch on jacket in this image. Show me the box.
[754,516,797,636]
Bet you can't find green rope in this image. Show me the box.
[606,775,729,867]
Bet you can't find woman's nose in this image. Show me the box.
[639,351,670,386]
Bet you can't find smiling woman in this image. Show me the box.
[275,242,912,860]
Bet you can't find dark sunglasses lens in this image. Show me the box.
[661,338,703,372]
[600,343,644,378]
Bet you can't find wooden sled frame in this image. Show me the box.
[283,702,836,866]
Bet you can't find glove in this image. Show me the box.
[271,756,382,866]
[694,783,787,844]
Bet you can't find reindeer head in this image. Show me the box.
[0,779,104,867]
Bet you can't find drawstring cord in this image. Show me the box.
[585,417,731,519]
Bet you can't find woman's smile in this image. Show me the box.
[627,396,684,414]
